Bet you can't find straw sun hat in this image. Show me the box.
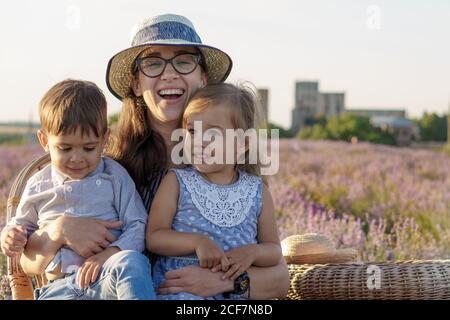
[281,233,358,264]
[106,14,233,100]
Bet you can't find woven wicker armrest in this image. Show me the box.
[6,153,50,300]
[286,260,450,300]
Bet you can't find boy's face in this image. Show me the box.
[37,127,110,180]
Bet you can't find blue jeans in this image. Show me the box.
[35,250,156,300]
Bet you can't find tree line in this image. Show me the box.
[267,112,448,145]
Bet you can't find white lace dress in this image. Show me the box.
[152,167,263,300]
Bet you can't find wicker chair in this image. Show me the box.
[6,153,51,300]
[5,154,450,300]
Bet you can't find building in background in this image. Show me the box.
[346,108,420,146]
[345,108,406,118]
[289,80,421,145]
[257,88,269,125]
[320,93,345,117]
[291,81,319,134]
[291,81,345,135]
[370,116,420,146]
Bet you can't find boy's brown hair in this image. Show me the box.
[39,79,108,137]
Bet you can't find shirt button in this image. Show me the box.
[66,186,72,192]
[96,179,101,186]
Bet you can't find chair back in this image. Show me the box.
[6,153,51,300]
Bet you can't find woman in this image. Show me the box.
[20,13,290,299]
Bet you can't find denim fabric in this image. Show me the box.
[35,250,155,300]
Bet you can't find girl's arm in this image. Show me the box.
[253,183,282,266]
[217,184,282,279]
[147,172,229,269]
[146,171,203,256]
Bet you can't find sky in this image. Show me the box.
[0,0,449,128]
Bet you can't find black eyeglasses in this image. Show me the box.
[135,53,201,78]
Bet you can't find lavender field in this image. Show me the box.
[273,140,450,262]
[1,140,450,299]
[0,144,44,299]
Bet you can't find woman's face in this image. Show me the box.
[133,46,207,125]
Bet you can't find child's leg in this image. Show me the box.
[35,276,79,300]
[79,250,156,300]
[157,292,205,300]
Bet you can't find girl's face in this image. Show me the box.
[133,46,207,125]
[184,104,244,175]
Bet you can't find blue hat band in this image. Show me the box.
[132,21,202,46]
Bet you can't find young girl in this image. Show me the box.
[146,83,282,300]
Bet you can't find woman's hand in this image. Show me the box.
[195,236,229,270]
[158,265,234,297]
[56,215,123,258]
[158,257,290,299]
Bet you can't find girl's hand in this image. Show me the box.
[195,236,230,270]
[213,245,257,281]
[76,247,119,288]
[1,225,28,257]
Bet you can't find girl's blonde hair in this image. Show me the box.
[182,82,266,176]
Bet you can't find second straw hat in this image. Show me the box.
[281,233,358,264]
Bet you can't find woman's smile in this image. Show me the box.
[157,88,186,100]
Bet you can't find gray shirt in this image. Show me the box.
[8,156,148,274]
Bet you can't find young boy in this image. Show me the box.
[0,79,155,300]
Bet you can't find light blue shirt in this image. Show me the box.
[9,156,148,274]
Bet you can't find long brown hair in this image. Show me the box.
[107,93,167,193]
